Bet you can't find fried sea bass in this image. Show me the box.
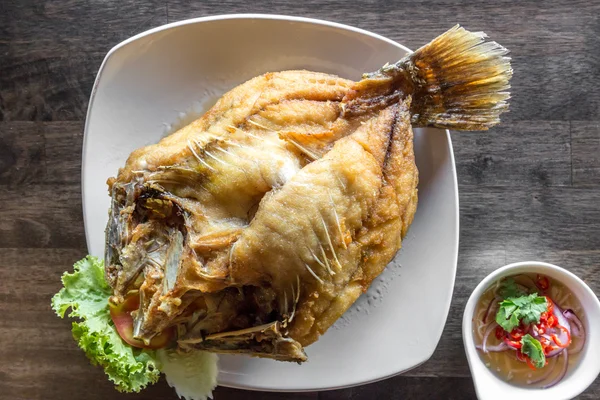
[105,26,512,362]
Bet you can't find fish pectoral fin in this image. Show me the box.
[189,228,242,252]
[278,130,330,161]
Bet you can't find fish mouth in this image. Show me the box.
[105,179,187,298]
[104,178,307,362]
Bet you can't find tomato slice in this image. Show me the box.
[110,293,173,349]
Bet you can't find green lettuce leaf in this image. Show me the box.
[51,256,160,392]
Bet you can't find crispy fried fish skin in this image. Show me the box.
[230,100,417,347]
[105,25,511,361]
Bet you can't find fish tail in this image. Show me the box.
[405,25,512,130]
[364,25,512,131]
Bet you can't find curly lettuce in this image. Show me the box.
[51,256,160,392]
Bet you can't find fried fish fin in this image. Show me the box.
[346,24,512,130]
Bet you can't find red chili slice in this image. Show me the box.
[540,338,554,355]
[537,275,550,291]
[504,338,522,350]
[551,325,572,348]
[509,329,523,340]
[545,296,554,314]
[526,356,538,370]
[495,325,505,340]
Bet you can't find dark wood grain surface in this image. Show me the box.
[1,1,599,399]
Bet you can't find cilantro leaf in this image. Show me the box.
[498,278,527,298]
[521,334,546,369]
[495,304,521,332]
[495,293,547,332]
[515,294,548,325]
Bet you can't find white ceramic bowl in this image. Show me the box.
[463,261,600,400]
[82,14,460,391]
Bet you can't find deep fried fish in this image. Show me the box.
[105,25,512,362]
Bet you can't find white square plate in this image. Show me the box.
[82,14,459,392]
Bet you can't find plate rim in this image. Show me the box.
[81,14,460,392]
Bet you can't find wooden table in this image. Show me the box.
[1,1,599,399]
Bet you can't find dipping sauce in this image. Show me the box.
[473,274,586,388]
